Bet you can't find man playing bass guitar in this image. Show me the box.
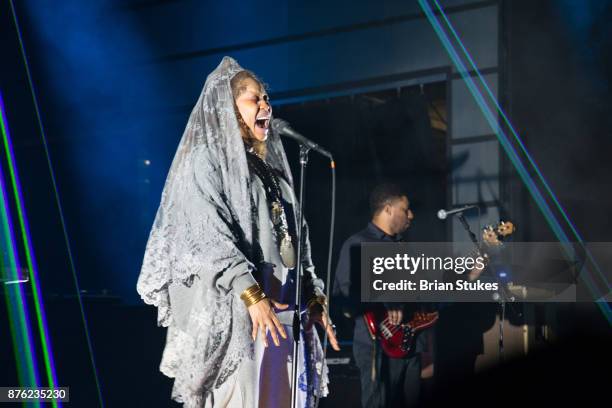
[333,183,433,408]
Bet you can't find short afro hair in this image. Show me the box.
[369,183,407,216]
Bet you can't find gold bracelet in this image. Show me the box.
[240,284,267,307]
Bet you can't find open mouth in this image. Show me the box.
[255,117,270,130]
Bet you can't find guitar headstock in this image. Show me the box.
[482,220,515,247]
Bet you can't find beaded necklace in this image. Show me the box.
[246,149,296,269]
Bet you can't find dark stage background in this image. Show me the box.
[1,0,610,406]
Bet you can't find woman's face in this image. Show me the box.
[234,77,272,142]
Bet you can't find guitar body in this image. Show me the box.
[363,308,439,358]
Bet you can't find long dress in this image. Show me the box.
[205,170,309,407]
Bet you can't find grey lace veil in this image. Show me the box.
[136,56,297,403]
[137,56,293,324]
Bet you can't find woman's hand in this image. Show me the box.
[247,299,288,347]
[306,303,341,351]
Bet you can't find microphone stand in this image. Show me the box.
[493,278,522,363]
[290,144,310,408]
[457,213,478,249]
[456,213,519,364]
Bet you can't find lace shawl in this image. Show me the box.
[136,57,327,405]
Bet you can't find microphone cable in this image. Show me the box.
[315,157,336,407]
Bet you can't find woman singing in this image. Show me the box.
[137,56,339,407]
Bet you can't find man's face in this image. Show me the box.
[234,77,272,142]
[388,196,414,235]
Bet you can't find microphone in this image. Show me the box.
[271,118,333,160]
[437,205,477,220]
